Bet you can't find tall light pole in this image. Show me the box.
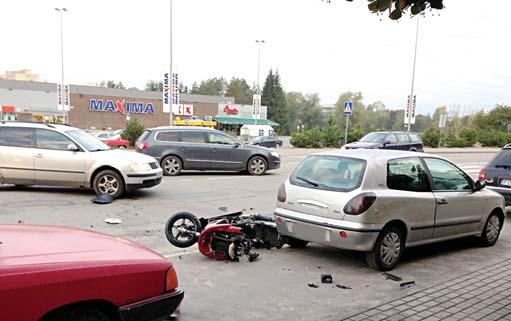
[407,15,420,132]
[169,0,173,126]
[255,40,265,127]
[55,8,67,123]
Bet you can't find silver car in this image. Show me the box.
[275,149,505,270]
[0,122,162,197]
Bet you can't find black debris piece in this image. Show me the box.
[92,194,114,204]
[336,284,352,290]
[218,207,228,212]
[308,283,319,288]
[400,281,416,289]
[321,274,333,284]
[383,272,402,282]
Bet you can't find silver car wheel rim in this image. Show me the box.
[486,216,500,243]
[98,175,119,195]
[171,218,195,242]
[164,158,180,174]
[381,232,401,266]
[250,159,265,174]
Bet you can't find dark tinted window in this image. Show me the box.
[423,158,473,191]
[387,158,429,192]
[408,133,421,143]
[36,129,73,150]
[181,131,205,143]
[207,132,236,145]
[290,155,366,192]
[395,133,408,143]
[156,131,180,142]
[0,127,33,147]
[138,130,151,142]
[489,149,511,167]
[360,132,386,143]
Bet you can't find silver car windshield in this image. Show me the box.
[67,130,110,152]
[359,132,386,143]
[290,155,366,192]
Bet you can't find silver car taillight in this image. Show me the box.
[343,192,377,215]
[277,182,287,202]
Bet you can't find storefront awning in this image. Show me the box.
[213,117,279,126]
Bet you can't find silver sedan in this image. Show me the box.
[275,150,505,271]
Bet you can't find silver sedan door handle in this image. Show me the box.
[437,199,448,205]
[34,153,44,158]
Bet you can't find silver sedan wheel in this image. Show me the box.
[381,232,401,266]
[97,175,120,195]
[486,215,500,243]
[164,158,181,175]
[249,158,266,175]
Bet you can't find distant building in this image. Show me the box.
[320,104,336,116]
[1,69,40,82]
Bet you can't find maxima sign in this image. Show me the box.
[89,99,155,115]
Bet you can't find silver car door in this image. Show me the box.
[33,129,87,187]
[0,127,35,185]
[422,157,483,239]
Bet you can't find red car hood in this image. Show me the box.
[0,225,165,268]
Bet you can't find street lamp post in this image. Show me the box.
[407,15,420,132]
[255,40,265,126]
[55,8,67,124]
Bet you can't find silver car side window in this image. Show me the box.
[0,127,33,148]
[423,158,473,191]
[35,129,73,151]
[387,157,429,192]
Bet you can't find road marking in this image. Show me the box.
[208,176,247,180]
[179,179,194,182]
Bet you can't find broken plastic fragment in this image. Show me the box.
[104,218,122,224]
[308,283,319,288]
[383,272,402,281]
[400,281,416,289]
[336,284,352,290]
[321,274,333,284]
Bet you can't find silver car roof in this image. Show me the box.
[0,121,79,132]
[312,149,445,162]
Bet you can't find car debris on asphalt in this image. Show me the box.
[92,194,115,204]
[308,283,319,288]
[104,218,122,224]
[321,274,333,284]
[400,281,416,289]
[383,272,402,281]
[335,284,352,290]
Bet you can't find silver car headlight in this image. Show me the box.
[130,163,152,171]
[271,151,280,158]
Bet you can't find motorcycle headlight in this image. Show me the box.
[130,163,152,171]
[270,151,280,158]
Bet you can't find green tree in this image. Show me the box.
[262,70,288,134]
[334,92,365,128]
[329,0,444,20]
[121,119,145,146]
[102,80,125,89]
[286,92,325,133]
[194,77,227,96]
[225,78,253,104]
[145,80,163,92]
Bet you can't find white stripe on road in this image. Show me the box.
[207,176,247,180]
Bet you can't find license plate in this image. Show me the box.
[500,179,511,187]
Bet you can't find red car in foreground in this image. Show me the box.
[0,225,184,321]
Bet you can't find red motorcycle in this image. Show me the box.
[165,211,285,262]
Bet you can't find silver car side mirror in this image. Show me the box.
[67,143,79,152]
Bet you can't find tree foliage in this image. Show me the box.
[325,0,445,20]
[191,77,227,96]
[101,80,125,89]
[287,92,325,133]
[121,119,145,146]
[226,78,253,105]
[262,70,288,134]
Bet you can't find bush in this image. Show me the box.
[459,127,478,146]
[478,129,510,147]
[347,128,364,143]
[322,126,342,147]
[290,129,323,148]
[121,119,145,146]
[421,127,441,147]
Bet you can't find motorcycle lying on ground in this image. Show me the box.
[165,210,286,262]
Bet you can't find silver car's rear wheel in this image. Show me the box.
[247,156,267,176]
[366,226,404,271]
[93,170,125,198]
[481,212,502,246]
[162,155,182,176]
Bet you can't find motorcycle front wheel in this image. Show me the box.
[165,212,202,248]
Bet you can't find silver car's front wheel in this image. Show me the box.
[93,170,125,198]
[247,156,267,176]
[366,226,404,271]
[481,212,502,246]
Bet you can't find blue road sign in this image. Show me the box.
[344,100,353,116]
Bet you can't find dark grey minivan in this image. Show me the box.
[136,127,281,176]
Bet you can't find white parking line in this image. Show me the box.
[208,176,247,180]
[179,179,194,182]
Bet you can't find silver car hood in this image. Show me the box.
[91,150,157,164]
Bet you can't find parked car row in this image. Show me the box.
[86,130,130,149]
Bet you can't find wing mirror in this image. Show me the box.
[382,140,391,146]
[234,142,241,148]
[67,143,79,152]
[473,180,486,192]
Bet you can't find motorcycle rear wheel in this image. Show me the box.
[165,212,202,248]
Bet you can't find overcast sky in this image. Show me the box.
[1,0,510,114]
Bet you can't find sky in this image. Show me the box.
[1,0,510,115]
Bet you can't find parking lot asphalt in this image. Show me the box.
[0,148,505,321]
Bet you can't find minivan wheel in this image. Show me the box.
[286,236,309,248]
[93,170,125,198]
[480,212,502,246]
[366,226,404,271]
[162,155,182,176]
[247,156,267,175]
